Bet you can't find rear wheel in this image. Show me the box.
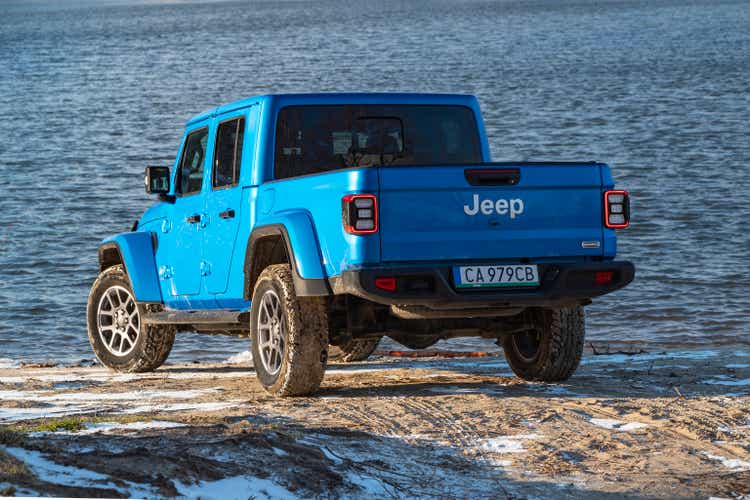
[502,307,585,382]
[250,264,329,396]
[86,265,175,372]
[329,338,381,363]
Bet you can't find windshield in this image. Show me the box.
[274,105,482,179]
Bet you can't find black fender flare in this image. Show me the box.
[243,224,330,298]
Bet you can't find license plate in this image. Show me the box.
[453,265,540,289]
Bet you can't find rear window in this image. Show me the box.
[274,105,482,179]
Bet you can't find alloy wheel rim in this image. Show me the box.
[257,289,285,376]
[97,285,140,357]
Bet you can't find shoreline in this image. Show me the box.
[1,346,749,498]
[2,337,749,370]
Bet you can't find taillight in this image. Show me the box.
[342,194,378,234]
[604,190,630,229]
[375,277,397,291]
[595,271,614,285]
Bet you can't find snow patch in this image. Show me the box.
[0,482,38,497]
[80,420,187,434]
[319,446,344,465]
[225,350,253,364]
[528,384,570,395]
[589,418,648,431]
[175,475,298,499]
[0,388,227,422]
[346,473,392,496]
[119,401,241,415]
[717,420,750,434]
[480,434,540,454]
[1,446,157,497]
[0,358,19,368]
[703,452,750,471]
[487,458,513,467]
[3,446,109,483]
[0,389,216,402]
[0,406,96,422]
[428,386,486,394]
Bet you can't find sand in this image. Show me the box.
[0,345,749,498]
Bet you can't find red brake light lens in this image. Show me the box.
[342,194,378,234]
[594,271,614,285]
[375,277,397,291]
[604,190,630,229]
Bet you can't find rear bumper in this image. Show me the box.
[330,261,635,310]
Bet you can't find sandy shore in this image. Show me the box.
[1,345,749,498]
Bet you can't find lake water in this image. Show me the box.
[0,0,748,364]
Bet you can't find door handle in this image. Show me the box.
[219,209,235,219]
[186,214,201,224]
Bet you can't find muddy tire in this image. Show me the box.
[250,264,329,397]
[329,338,381,363]
[502,307,585,382]
[390,335,440,350]
[86,265,175,372]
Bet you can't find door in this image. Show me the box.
[165,126,209,297]
[202,115,246,295]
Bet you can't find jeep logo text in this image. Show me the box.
[463,194,524,219]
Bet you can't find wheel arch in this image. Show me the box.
[243,218,330,299]
[98,232,163,303]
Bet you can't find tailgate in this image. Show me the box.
[378,164,604,262]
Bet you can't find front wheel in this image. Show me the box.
[86,265,175,372]
[250,264,329,396]
[502,307,585,382]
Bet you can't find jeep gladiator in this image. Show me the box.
[87,93,635,396]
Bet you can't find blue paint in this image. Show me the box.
[100,232,162,303]
[378,164,605,262]
[257,166,381,278]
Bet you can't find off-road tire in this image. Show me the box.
[502,307,585,382]
[250,264,329,396]
[389,335,440,350]
[329,338,381,362]
[86,265,176,372]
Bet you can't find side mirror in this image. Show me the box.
[145,166,171,195]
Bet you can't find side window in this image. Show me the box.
[178,128,208,195]
[213,117,245,188]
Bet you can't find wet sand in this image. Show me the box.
[1,345,749,498]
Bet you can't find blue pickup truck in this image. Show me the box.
[87,93,634,396]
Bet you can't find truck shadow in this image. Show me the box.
[319,347,750,400]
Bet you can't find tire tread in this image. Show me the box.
[86,265,175,373]
[329,338,380,362]
[251,264,328,396]
[503,307,585,382]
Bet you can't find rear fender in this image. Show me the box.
[99,232,162,303]
[245,211,329,297]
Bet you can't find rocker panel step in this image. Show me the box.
[143,309,249,325]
